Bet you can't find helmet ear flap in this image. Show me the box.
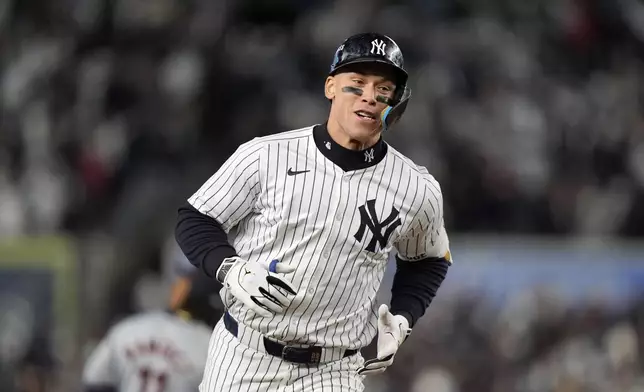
[381,86,411,131]
[394,81,409,103]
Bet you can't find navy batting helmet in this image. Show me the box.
[329,33,411,130]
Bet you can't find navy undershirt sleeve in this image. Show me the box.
[390,256,450,328]
[175,202,238,278]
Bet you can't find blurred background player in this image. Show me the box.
[81,266,222,392]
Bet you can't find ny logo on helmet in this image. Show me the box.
[371,39,386,56]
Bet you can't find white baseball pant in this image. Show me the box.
[199,318,365,391]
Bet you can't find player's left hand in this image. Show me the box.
[357,304,411,376]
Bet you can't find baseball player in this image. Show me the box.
[82,269,222,392]
[175,32,452,391]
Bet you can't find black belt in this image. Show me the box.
[223,312,358,365]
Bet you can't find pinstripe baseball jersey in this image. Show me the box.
[188,124,450,349]
[83,312,212,392]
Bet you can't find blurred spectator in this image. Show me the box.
[2,0,644,239]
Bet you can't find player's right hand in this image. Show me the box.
[217,257,297,317]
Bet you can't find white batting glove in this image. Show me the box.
[357,304,411,376]
[216,257,297,317]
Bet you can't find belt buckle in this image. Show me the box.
[282,345,321,365]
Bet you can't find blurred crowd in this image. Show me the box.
[369,289,644,392]
[2,0,644,242]
[2,0,644,390]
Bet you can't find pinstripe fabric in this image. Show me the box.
[189,125,449,391]
[199,320,364,392]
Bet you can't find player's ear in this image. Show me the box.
[325,76,336,100]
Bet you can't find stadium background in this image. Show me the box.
[1,0,644,390]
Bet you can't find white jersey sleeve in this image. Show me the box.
[395,169,452,263]
[188,140,262,232]
[83,333,118,387]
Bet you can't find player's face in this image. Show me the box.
[325,64,397,144]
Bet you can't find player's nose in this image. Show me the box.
[360,84,377,106]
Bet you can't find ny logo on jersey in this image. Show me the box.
[364,149,375,162]
[354,199,402,252]
[371,39,386,55]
